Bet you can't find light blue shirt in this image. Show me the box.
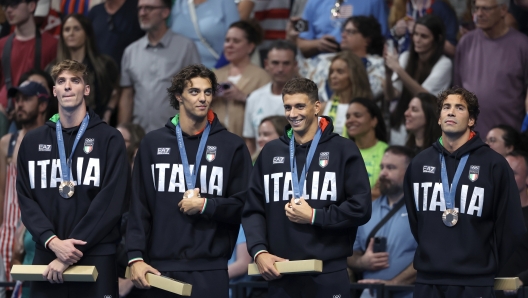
[299,0,388,43]
[354,196,416,298]
[170,0,239,68]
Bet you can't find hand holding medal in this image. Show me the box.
[179,188,204,215]
[285,198,313,224]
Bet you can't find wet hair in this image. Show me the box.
[282,78,319,103]
[329,51,373,100]
[228,19,264,47]
[167,64,218,110]
[50,59,89,83]
[342,16,384,56]
[385,145,416,164]
[491,124,521,150]
[259,115,289,137]
[437,87,480,130]
[349,97,388,143]
[405,93,441,151]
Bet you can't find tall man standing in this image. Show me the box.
[242,78,371,297]
[403,87,526,297]
[16,60,128,297]
[127,64,252,297]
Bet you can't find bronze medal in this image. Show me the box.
[442,209,458,227]
[294,197,302,205]
[59,181,75,199]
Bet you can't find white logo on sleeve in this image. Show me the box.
[157,148,171,155]
[273,157,285,164]
[38,144,52,151]
[423,166,435,173]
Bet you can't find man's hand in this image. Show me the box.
[130,261,161,289]
[360,238,389,271]
[178,188,205,215]
[48,238,86,265]
[317,35,340,53]
[255,252,288,281]
[118,277,135,297]
[43,258,70,283]
[285,198,313,224]
[358,278,394,285]
[286,16,301,42]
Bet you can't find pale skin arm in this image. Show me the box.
[358,263,416,285]
[118,87,134,124]
[385,52,428,96]
[228,242,252,279]
[0,134,11,224]
[346,239,389,272]
[297,36,340,59]
[245,138,256,156]
[237,0,254,20]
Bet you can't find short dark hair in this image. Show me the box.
[507,150,528,175]
[282,78,318,103]
[229,19,264,47]
[343,16,384,56]
[267,40,297,58]
[385,145,416,164]
[167,64,218,110]
[437,87,480,130]
[491,124,521,150]
[260,115,289,137]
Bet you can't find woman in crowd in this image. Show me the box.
[170,0,239,68]
[385,14,451,145]
[52,14,119,124]
[212,20,270,137]
[345,98,388,197]
[323,51,373,136]
[404,92,440,153]
[486,124,523,157]
[252,115,289,162]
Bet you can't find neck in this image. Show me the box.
[355,130,377,149]
[294,121,319,145]
[271,81,285,95]
[441,129,470,153]
[520,189,528,208]
[69,46,86,63]
[179,109,208,135]
[482,22,509,39]
[59,105,87,128]
[105,0,126,13]
[15,17,36,41]
[231,56,251,70]
[387,193,403,207]
[414,128,424,147]
[418,49,433,62]
[352,48,367,58]
[147,25,168,45]
[336,88,352,104]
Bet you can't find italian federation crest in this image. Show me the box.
[469,165,479,182]
[83,138,94,154]
[319,152,329,168]
[206,146,216,162]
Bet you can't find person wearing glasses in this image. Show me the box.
[118,0,200,133]
[454,0,528,140]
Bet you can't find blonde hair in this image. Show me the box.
[329,52,373,100]
[50,59,89,83]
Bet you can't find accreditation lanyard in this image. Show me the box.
[439,153,469,210]
[176,123,210,190]
[290,128,322,199]
[56,114,90,183]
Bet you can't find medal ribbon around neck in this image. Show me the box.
[290,127,322,201]
[439,153,469,210]
[176,122,210,192]
[56,114,90,185]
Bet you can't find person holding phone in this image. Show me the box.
[348,146,417,298]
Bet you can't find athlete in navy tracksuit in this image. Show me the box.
[17,60,128,297]
[242,78,372,298]
[126,64,252,297]
[403,87,526,298]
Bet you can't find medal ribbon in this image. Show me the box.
[176,123,210,191]
[290,128,322,199]
[439,153,469,210]
[56,114,90,183]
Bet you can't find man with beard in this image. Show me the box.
[0,80,48,297]
[348,146,416,298]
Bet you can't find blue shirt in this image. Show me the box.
[299,0,388,43]
[170,0,239,68]
[354,196,416,298]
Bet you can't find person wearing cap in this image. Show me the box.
[0,80,49,297]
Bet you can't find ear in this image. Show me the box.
[468,117,475,128]
[371,115,378,128]
[28,1,37,13]
[314,100,321,115]
[438,117,441,126]
[84,85,90,96]
[248,43,256,55]
[38,100,49,114]
[264,58,269,71]
[175,94,183,103]
[53,86,57,97]
[162,7,171,20]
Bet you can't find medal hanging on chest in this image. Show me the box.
[439,153,469,227]
[290,128,322,205]
[56,114,90,199]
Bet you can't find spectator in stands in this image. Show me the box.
[211,20,270,137]
[228,226,252,289]
[296,0,388,59]
[88,0,144,68]
[243,40,297,155]
[11,221,34,298]
[324,52,372,136]
[18,69,57,119]
[117,122,145,165]
[118,0,200,132]
[0,0,57,123]
[252,115,288,161]
[404,93,440,153]
[51,14,119,124]
[509,0,528,36]
[349,146,417,298]
[388,0,459,56]
[345,97,388,189]
[385,14,451,145]
[454,0,528,140]
[486,124,522,157]
[251,0,291,49]
[170,0,239,69]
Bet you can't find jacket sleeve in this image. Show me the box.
[17,137,57,247]
[494,160,526,272]
[312,146,372,229]
[126,139,155,263]
[403,162,419,243]
[242,154,269,258]
[200,143,252,224]
[68,133,128,253]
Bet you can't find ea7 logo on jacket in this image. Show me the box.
[423,166,435,174]
[319,152,329,168]
[28,158,100,189]
[38,144,52,151]
[264,171,336,203]
[413,182,484,217]
[273,157,285,164]
[152,164,223,196]
[157,148,171,155]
